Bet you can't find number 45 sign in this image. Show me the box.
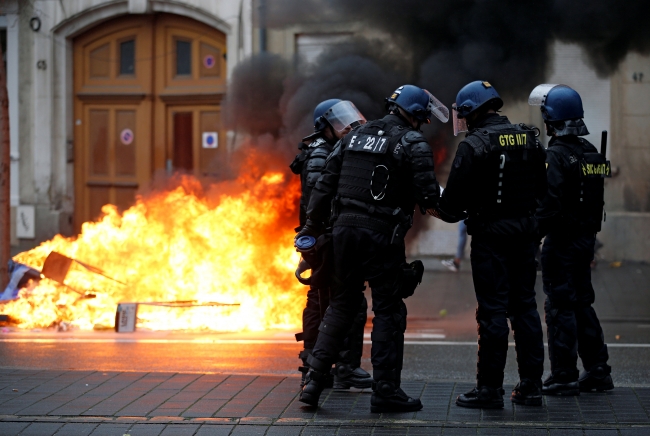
[202,132,218,149]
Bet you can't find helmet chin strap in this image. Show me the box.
[544,122,556,137]
[395,108,420,129]
[323,124,339,145]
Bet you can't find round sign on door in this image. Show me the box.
[120,128,134,145]
[203,55,216,69]
[202,132,218,149]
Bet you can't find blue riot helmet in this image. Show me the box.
[303,99,366,143]
[528,84,589,136]
[386,85,449,124]
[321,100,366,134]
[452,81,503,136]
[313,99,342,132]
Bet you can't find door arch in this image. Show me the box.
[73,13,227,228]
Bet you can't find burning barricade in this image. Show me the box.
[0,164,305,333]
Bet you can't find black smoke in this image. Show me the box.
[220,0,647,241]
[223,52,289,137]
[226,0,647,157]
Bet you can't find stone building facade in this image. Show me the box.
[2,0,253,253]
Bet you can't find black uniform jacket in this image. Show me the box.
[290,135,334,228]
[536,135,600,236]
[438,113,547,237]
[306,114,441,226]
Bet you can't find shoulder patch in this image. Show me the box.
[308,137,327,148]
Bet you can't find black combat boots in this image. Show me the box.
[511,378,543,406]
[299,369,329,407]
[298,349,333,389]
[332,362,373,389]
[579,365,614,392]
[542,372,580,396]
[456,386,505,409]
[371,380,423,413]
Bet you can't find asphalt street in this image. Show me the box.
[0,259,648,386]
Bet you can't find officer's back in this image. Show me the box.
[298,85,449,414]
[530,83,614,396]
[438,80,547,410]
[442,112,547,237]
[537,135,605,236]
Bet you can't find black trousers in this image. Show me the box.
[542,233,609,380]
[311,225,407,382]
[471,235,545,388]
[302,285,367,367]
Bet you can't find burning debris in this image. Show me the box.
[0,157,305,332]
[1,260,40,302]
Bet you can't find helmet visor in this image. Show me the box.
[323,101,367,133]
[425,91,449,123]
[528,84,566,106]
[452,103,468,136]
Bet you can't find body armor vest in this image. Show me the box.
[337,120,410,213]
[465,123,543,219]
[555,139,611,233]
[290,136,332,227]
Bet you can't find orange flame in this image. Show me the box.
[3,154,305,332]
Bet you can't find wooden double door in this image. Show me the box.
[73,14,227,228]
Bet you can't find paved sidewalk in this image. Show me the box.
[1,370,649,435]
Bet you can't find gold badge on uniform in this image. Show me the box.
[546,162,549,169]
[482,81,492,88]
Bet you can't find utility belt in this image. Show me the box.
[332,196,412,245]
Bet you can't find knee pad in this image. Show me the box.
[476,309,509,340]
[318,308,352,338]
[373,305,407,363]
[508,294,538,318]
[545,298,575,319]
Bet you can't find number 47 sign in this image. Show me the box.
[202,132,218,149]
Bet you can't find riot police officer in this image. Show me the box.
[290,99,372,390]
[531,84,614,395]
[297,85,448,413]
[437,81,547,409]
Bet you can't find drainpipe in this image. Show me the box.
[0,45,10,289]
[258,0,267,52]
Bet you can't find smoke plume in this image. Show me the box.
[221,0,647,241]
[227,0,648,155]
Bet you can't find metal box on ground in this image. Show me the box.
[115,303,138,332]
